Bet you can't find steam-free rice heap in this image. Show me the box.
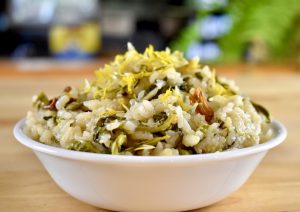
[24,44,273,156]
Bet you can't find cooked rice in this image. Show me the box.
[23,43,273,156]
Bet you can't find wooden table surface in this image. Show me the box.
[1,60,299,212]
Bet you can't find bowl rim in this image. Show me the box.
[13,118,287,164]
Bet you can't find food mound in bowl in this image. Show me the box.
[24,44,273,156]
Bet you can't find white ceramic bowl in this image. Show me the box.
[14,119,286,212]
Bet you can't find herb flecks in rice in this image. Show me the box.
[24,43,273,155]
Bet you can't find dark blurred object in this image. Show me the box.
[100,0,187,54]
[1,0,188,58]
[132,20,165,52]
[12,43,36,58]
[0,29,21,57]
[0,1,8,32]
[0,1,19,56]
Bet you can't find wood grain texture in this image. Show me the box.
[0,60,299,212]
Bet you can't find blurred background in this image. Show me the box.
[0,0,299,64]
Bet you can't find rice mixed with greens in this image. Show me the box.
[24,43,273,156]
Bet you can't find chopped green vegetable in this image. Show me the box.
[111,134,127,155]
[67,140,101,153]
[153,112,168,123]
[179,83,192,93]
[134,144,156,151]
[199,124,209,132]
[137,114,177,133]
[178,148,193,155]
[195,72,203,81]
[144,135,170,146]
[66,102,83,110]
[43,116,53,121]
[215,77,237,96]
[251,101,271,123]
[33,92,49,109]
